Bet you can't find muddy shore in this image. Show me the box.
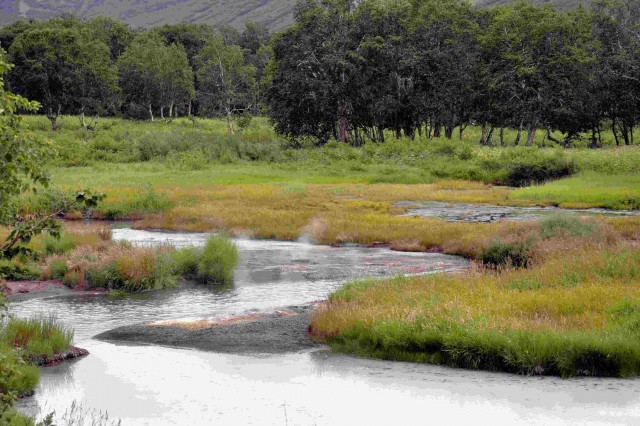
[95,305,321,354]
[2,280,108,302]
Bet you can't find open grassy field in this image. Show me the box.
[310,217,640,377]
[7,115,640,377]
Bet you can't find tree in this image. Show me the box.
[118,33,195,120]
[264,0,352,144]
[87,16,135,63]
[591,0,640,146]
[479,2,594,146]
[0,50,47,225]
[196,35,256,133]
[9,24,118,130]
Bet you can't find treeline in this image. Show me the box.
[0,0,639,147]
[0,16,271,131]
[267,0,640,147]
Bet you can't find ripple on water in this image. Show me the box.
[12,229,640,425]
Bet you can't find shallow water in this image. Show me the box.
[12,229,640,425]
[396,201,640,222]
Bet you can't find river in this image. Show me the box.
[12,229,640,425]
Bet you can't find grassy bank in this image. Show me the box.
[310,216,640,377]
[9,115,637,249]
[0,315,74,423]
[0,223,239,292]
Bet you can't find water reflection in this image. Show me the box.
[18,343,640,426]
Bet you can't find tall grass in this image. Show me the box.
[172,236,239,285]
[1,316,73,361]
[310,241,640,377]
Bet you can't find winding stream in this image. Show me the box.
[396,201,640,222]
[12,229,640,425]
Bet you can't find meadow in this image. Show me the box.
[5,115,640,378]
[310,216,640,377]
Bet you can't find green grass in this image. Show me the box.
[327,322,640,377]
[172,236,239,285]
[1,316,74,362]
[311,244,640,377]
[511,173,640,210]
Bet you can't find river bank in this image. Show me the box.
[95,304,319,354]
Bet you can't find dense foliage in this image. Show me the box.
[267,0,640,146]
[0,0,637,146]
[0,16,271,129]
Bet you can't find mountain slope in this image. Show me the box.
[0,0,298,31]
[0,0,590,31]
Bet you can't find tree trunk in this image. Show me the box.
[590,128,599,149]
[339,105,347,143]
[149,104,154,121]
[47,104,61,131]
[499,128,504,146]
[160,106,164,120]
[486,127,495,146]
[526,125,537,146]
[459,122,467,141]
[480,123,488,145]
[433,123,441,138]
[378,126,385,143]
[188,100,192,117]
[546,127,562,145]
[445,125,453,139]
[612,117,620,146]
[514,121,523,146]
[169,102,174,119]
[622,120,630,145]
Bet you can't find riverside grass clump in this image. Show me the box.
[41,236,238,292]
[310,227,640,377]
[476,214,607,269]
[2,219,239,292]
[0,315,74,414]
[1,316,73,363]
[172,236,239,285]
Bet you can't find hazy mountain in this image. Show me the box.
[0,0,590,31]
[0,0,298,31]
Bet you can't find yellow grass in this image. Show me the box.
[311,242,640,339]
[61,182,522,255]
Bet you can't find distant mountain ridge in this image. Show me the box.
[0,0,298,31]
[0,0,589,30]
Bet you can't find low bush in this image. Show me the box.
[538,215,599,239]
[170,236,239,284]
[478,239,531,269]
[196,236,238,284]
[171,246,200,277]
[48,259,69,280]
[0,260,40,281]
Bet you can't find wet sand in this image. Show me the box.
[3,280,108,302]
[95,305,320,354]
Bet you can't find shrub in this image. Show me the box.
[478,240,531,269]
[171,246,200,278]
[506,156,577,187]
[48,259,69,280]
[0,342,40,396]
[196,236,239,284]
[0,260,40,281]
[539,214,599,239]
[41,234,76,256]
